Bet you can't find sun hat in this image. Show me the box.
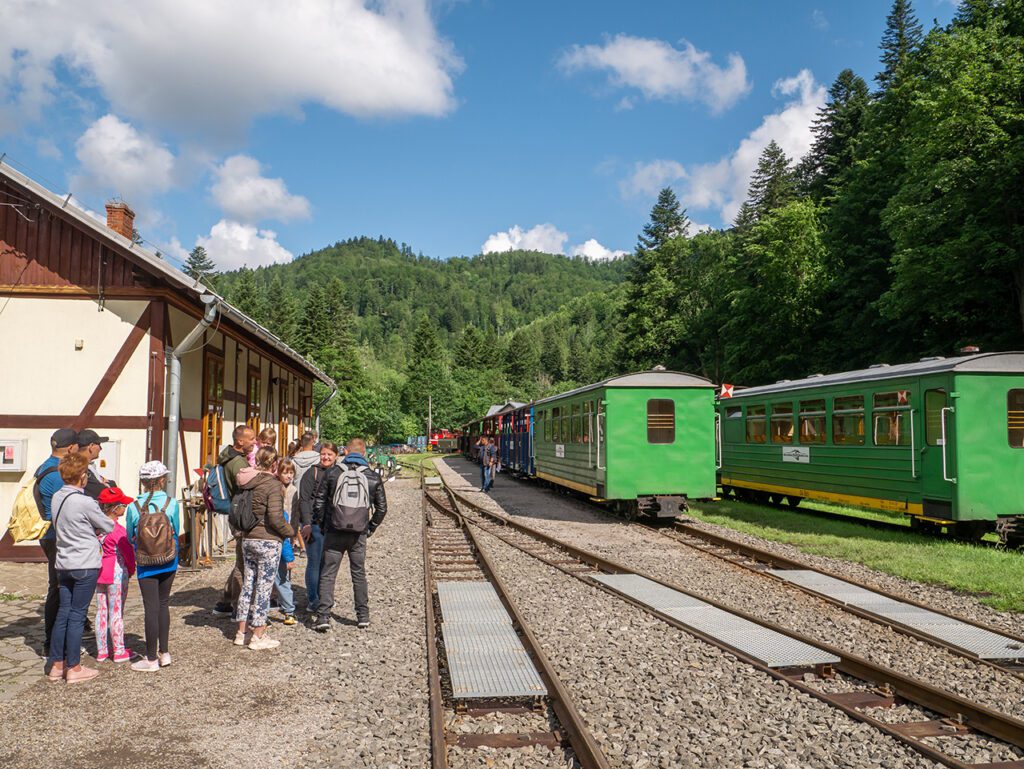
[139,460,170,480]
[98,487,134,506]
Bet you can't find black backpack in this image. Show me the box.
[228,487,258,534]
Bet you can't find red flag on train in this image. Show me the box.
[720,383,734,398]
[897,390,910,405]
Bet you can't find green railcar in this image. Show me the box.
[533,369,717,517]
[717,352,1024,545]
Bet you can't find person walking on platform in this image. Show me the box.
[76,429,116,499]
[126,461,180,672]
[233,447,294,650]
[35,428,78,652]
[483,436,497,492]
[46,452,113,684]
[212,425,255,617]
[312,438,387,632]
[298,441,339,615]
[475,435,487,491]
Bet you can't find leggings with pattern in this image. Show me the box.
[235,539,282,628]
[95,581,128,659]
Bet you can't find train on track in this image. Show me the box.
[460,352,1024,547]
[459,369,717,517]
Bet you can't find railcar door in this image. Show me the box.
[920,383,955,520]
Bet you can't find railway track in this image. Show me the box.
[650,519,1024,679]
[421,487,610,769]
[439,481,1024,769]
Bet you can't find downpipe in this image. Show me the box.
[165,294,218,494]
[313,385,338,437]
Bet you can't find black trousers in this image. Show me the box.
[139,571,175,661]
[38,538,60,647]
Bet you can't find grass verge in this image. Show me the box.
[397,452,454,479]
[688,498,1024,613]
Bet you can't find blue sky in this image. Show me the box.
[0,0,957,271]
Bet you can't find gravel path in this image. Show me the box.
[470,522,939,769]
[0,480,428,769]
[436,460,1024,725]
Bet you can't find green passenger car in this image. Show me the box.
[533,369,717,517]
[717,352,1024,545]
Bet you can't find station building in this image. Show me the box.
[0,160,335,560]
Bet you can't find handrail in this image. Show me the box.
[596,403,605,470]
[909,408,916,478]
[940,406,956,483]
[714,413,722,470]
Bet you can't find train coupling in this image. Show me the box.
[638,495,688,518]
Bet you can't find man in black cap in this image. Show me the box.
[35,428,78,651]
[76,429,116,499]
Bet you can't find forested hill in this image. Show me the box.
[211,237,629,440]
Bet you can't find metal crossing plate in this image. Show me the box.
[437,580,548,699]
[769,570,1024,659]
[593,573,839,668]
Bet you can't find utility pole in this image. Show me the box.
[427,394,432,453]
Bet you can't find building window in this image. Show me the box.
[832,395,864,445]
[798,399,826,444]
[1009,389,1024,448]
[647,399,675,444]
[770,402,794,444]
[247,368,261,433]
[746,405,766,444]
[201,352,225,467]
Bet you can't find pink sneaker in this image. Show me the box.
[95,653,109,663]
[112,652,132,664]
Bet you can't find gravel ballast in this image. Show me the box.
[0,480,429,769]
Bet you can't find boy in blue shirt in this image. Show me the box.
[36,428,79,650]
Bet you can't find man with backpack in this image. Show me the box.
[211,425,255,617]
[34,429,79,651]
[311,437,386,632]
[298,441,340,615]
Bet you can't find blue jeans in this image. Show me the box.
[305,525,325,611]
[50,568,99,667]
[275,561,295,615]
[483,465,494,491]
[480,462,487,489]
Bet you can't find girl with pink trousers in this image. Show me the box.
[95,486,137,662]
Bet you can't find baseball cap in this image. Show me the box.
[139,460,169,480]
[50,428,78,449]
[98,487,134,506]
[76,429,109,446]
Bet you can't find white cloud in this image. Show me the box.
[681,69,825,223]
[570,239,628,261]
[481,224,569,255]
[620,159,687,199]
[811,9,830,31]
[196,219,293,271]
[211,155,310,224]
[73,114,176,201]
[166,236,190,263]
[559,35,751,114]
[0,0,461,137]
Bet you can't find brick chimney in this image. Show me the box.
[105,200,136,241]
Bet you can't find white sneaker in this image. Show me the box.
[130,659,160,672]
[233,632,247,647]
[248,635,280,651]
[158,652,172,667]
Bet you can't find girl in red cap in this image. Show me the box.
[95,487,136,663]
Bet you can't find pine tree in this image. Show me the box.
[636,187,689,253]
[228,267,269,325]
[296,284,332,357]
[183,245,218,282]
[539,323,567,381]
[265,275,298,345]
[876,0,923,91]
[505,328,542,383]
[455,325,487,369]
[797,69,870,200]
[739,141,796,226]
[402,316,451,423]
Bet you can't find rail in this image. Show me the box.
[440,481,1024,769]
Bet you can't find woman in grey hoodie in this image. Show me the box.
[47,452,114,684]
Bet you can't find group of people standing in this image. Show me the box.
[474,435,499,492]
[209,426,387,644]
[35,428,180,683]
[35,421,387,683]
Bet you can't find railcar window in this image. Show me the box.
[833,395,865,445]
[924,391,944,446]
[770,402,794,444]
[647,399,675,444]
[552,407,560,442]
[571,404,581,443]
[725,406,742,419]
[873,391,911,446]
[799,400,826,444]
[746,405,766,444]
[583,401,592,443]
[1009,389,1024,448]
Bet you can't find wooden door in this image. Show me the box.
[201,352,225,466]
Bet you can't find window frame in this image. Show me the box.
[745,404,767,444]
[832,394,865,446]
[1009,389,1024,449]
[646,398,676,444]
[871,390,912,447]
[798,399,826,445]
[770,402,795,445]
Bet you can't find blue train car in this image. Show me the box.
[508,404,533,476]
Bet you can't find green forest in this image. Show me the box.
[201,0,1023,443]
